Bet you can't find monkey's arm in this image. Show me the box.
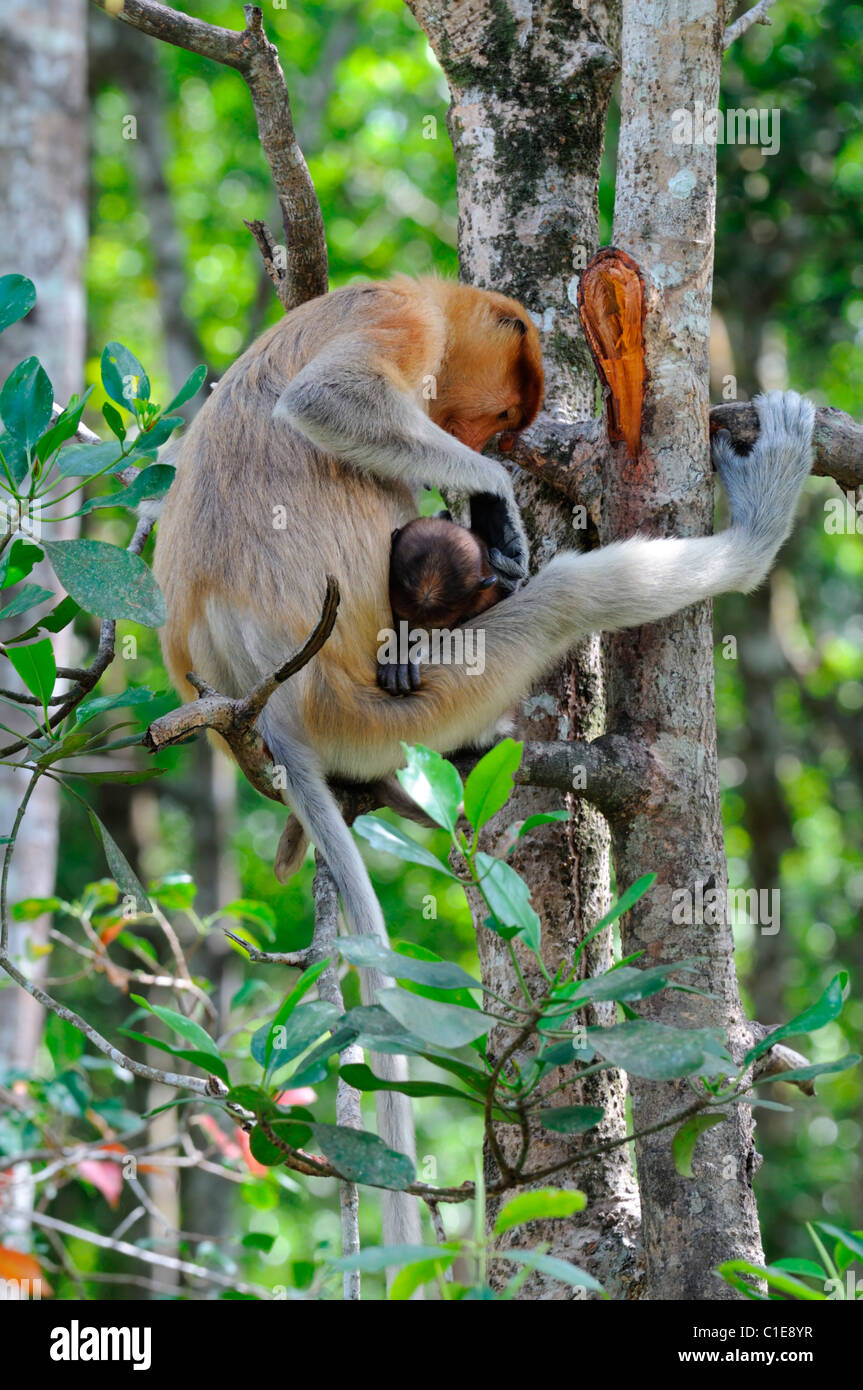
[273,335,528,585]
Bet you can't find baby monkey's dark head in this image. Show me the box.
[389,516,500,628]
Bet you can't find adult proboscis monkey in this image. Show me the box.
[154,275,815,1244]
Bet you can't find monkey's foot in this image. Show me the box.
[377,658,422,696]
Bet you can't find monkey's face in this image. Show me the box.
[430,292,544,452]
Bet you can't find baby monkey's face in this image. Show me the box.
[389,517,501,629]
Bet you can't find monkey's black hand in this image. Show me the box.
[377,657,422,697]
[470,491,528,595]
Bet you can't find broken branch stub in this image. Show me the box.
[577,247,647,461]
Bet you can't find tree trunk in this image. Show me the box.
[0,0,87,1070]
[605,0,764,1298]
[409,0,643,1297]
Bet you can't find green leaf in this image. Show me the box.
[816,1223,863,1264]
[518,810,569,837]
[672,1112,727,1177]
[242,1232,276,1253]
[353,814,457,876]
[101,342,149,412]
[0,356,53,447]
[252,1000,340,1078]
[289,1025,361,1087]
[345,1003,431,1056]
[248,1123,291,1167]
[340,1062,477,1103]
[45,1012,86,1072]
[42,538,166,626]
[7,638,55,714]
[165,364,207,414]
[78,464,175,515]
[557,960,703,1007]
[75,687,156,726]
[102,401,127,441]
[390,1254,458,1300]
[772,1258,828,1279]
[225,1085,276,1116]
[0,538,44,588]
[494,1188,587,1235]
[744,973,850,1066]
[5,594,78,644]
[259,957,333,1072]
[146,872,196,910]
[309,1123,416,1189]
[12,896,66,920]
[88,811,151,911]
[594,873,657,931]
[588,1020,733,1080]
[538,1104,604,1134]
[130,994,222,1061]
[330,1244,451,1274]
[129,416,183,453]
[338,937,479,990]
[497,1249,605,1294]
[752,1053,861,1088]
[218,899,276,937]
[717,1260,826,1301]
[396,743,462,831]
[0,584,54,622]
[54,441,127,478]
[475,852,541,951]
[0,274,36,333]
[0,429,29,485]
[119,1029,229,1084]
[463,737,522,830]
[35,390,94,463]
[378,988,491,1047]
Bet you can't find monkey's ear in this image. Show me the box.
[478,575,497,590]
[496,314,528,337]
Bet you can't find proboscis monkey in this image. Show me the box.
[154,274,815,1244]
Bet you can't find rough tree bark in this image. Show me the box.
[409,0,644,1298]
[0,0,87,1071]
[604,0,764,1297]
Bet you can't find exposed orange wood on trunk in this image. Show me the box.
[577,247,646,460]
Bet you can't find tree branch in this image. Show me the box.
[143,577,340,803]
[509,402,863,505]
[711,401,863,490]
[91,0,327,310]
[723,0,777,50]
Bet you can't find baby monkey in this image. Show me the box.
[378,514,502,695]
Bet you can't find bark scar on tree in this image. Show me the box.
[577,247,647,463]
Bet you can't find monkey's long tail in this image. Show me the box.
[257,712,423,1252]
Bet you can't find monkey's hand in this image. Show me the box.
[470,490,529,595]
[712,391,814,567]
[377,655,422,697]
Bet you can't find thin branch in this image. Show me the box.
[20,1208,270,1296]
[723,0,777,49]
[143,577,340,804]
[91,0,328,310]
[223,928,308,968]
[0,948,225,1097]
